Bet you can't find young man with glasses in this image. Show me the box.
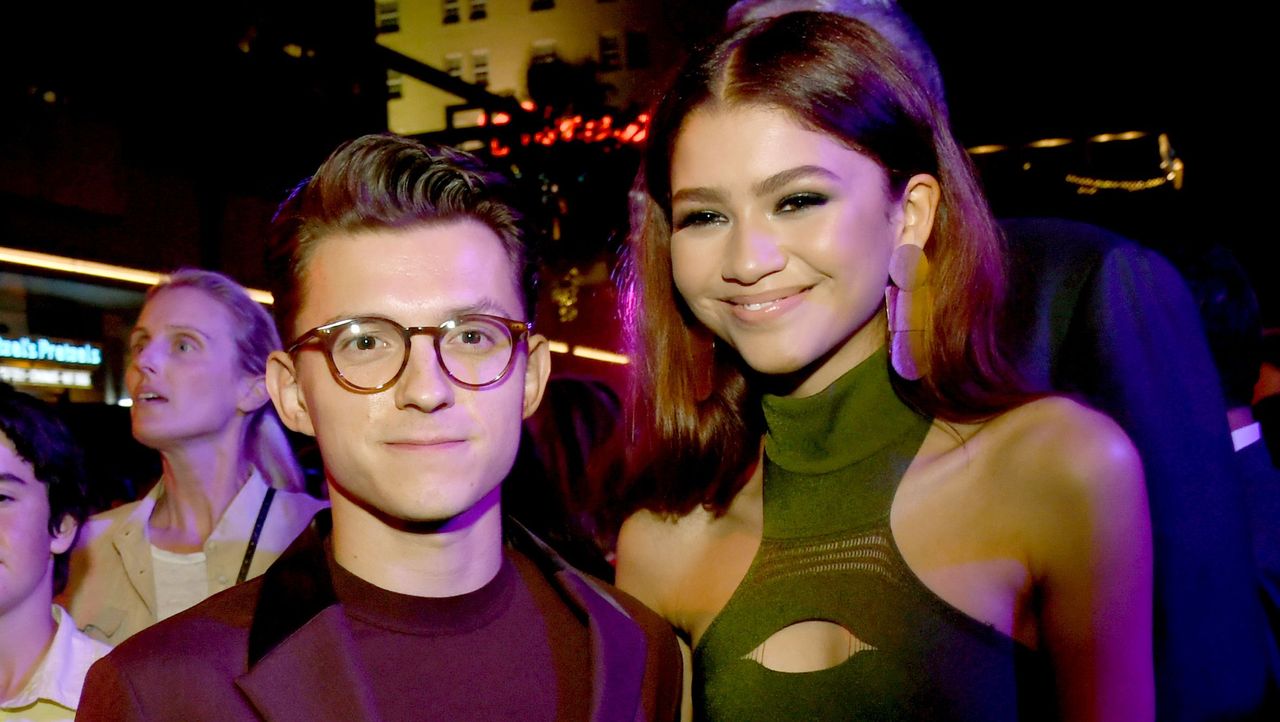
[78,135,682,721]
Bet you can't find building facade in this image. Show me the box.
[375,0,670,134]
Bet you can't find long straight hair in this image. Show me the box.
[146,269,305,492]
[620,12,1027,517]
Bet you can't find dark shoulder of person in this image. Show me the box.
[76,577,266,720]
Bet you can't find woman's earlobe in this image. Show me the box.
[237,376,272,415]
[900,173,941,249]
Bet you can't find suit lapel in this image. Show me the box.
[507,520,648,722]
[235,605,381,722]
[234,512,381,722]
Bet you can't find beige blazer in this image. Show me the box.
[60,469,327,645]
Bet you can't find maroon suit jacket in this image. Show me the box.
[76,512,682,722]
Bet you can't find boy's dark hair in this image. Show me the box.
[0,384,90,594]
[266,134,535,342]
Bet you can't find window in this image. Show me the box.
[598,33,622,71]
[531,39,557,65]
[531,0,555,11]
[469,0,487,20]
[443,0,460,24]
[386,69,403,99]
[626,31,651,70]
[445,53,464,78]
[472,49,489,87]
[375,1,400,33]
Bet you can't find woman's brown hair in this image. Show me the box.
[619,12,1026,517]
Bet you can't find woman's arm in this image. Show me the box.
[617,510,697,722]
[1015,399,1154,722]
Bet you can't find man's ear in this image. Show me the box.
[237,375,271,415]
[50,514,78,556]
[522,334,552,420]
[266,350,315,436]
[896,173,941,251]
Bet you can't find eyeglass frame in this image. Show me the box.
[285,314,533,393]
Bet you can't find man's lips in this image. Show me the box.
[383,438,467,449]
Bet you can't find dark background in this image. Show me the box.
[0,1,1269,309]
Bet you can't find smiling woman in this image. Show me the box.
[615,12,1153,722]
[58,270,327,645]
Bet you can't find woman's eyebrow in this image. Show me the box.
[671,186,726,206]
[752,165,838,197]
[129,324,213,340]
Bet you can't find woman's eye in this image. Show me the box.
[174,337,197,353]
[776,193,829,214]
[674,210,725,230]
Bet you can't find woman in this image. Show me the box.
[61,269,327,644]
[616,13,1152,721]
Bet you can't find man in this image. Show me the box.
[0,385,110,721]
[725,2,1273,719]
[78,135,681,721]
[1186,246,1280,710]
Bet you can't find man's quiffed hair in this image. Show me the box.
[0,384,90,594]
[265,134,535,342]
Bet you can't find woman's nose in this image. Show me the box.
[723,221,787,286]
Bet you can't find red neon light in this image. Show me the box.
[493,111,511,125]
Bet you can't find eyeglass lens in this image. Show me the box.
[328,317,516,389]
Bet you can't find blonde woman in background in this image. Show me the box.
[61,269,326,644]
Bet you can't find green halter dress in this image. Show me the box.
[693,347,1055,721]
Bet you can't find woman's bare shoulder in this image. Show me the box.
[985,396,1142,484]
[616,508,716,595]
[969,396,1148,561]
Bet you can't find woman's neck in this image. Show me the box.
[150,433,251,553]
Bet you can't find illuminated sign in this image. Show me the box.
[0,335,102,366]
[0,365,93,389]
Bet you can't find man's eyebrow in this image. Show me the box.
[321,298,521,327]
[0,471,30,485]
[445,298,515,318]
[751,165,839,197]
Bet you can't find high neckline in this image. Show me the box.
[331,545,517,636]
[762,345,927,475]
